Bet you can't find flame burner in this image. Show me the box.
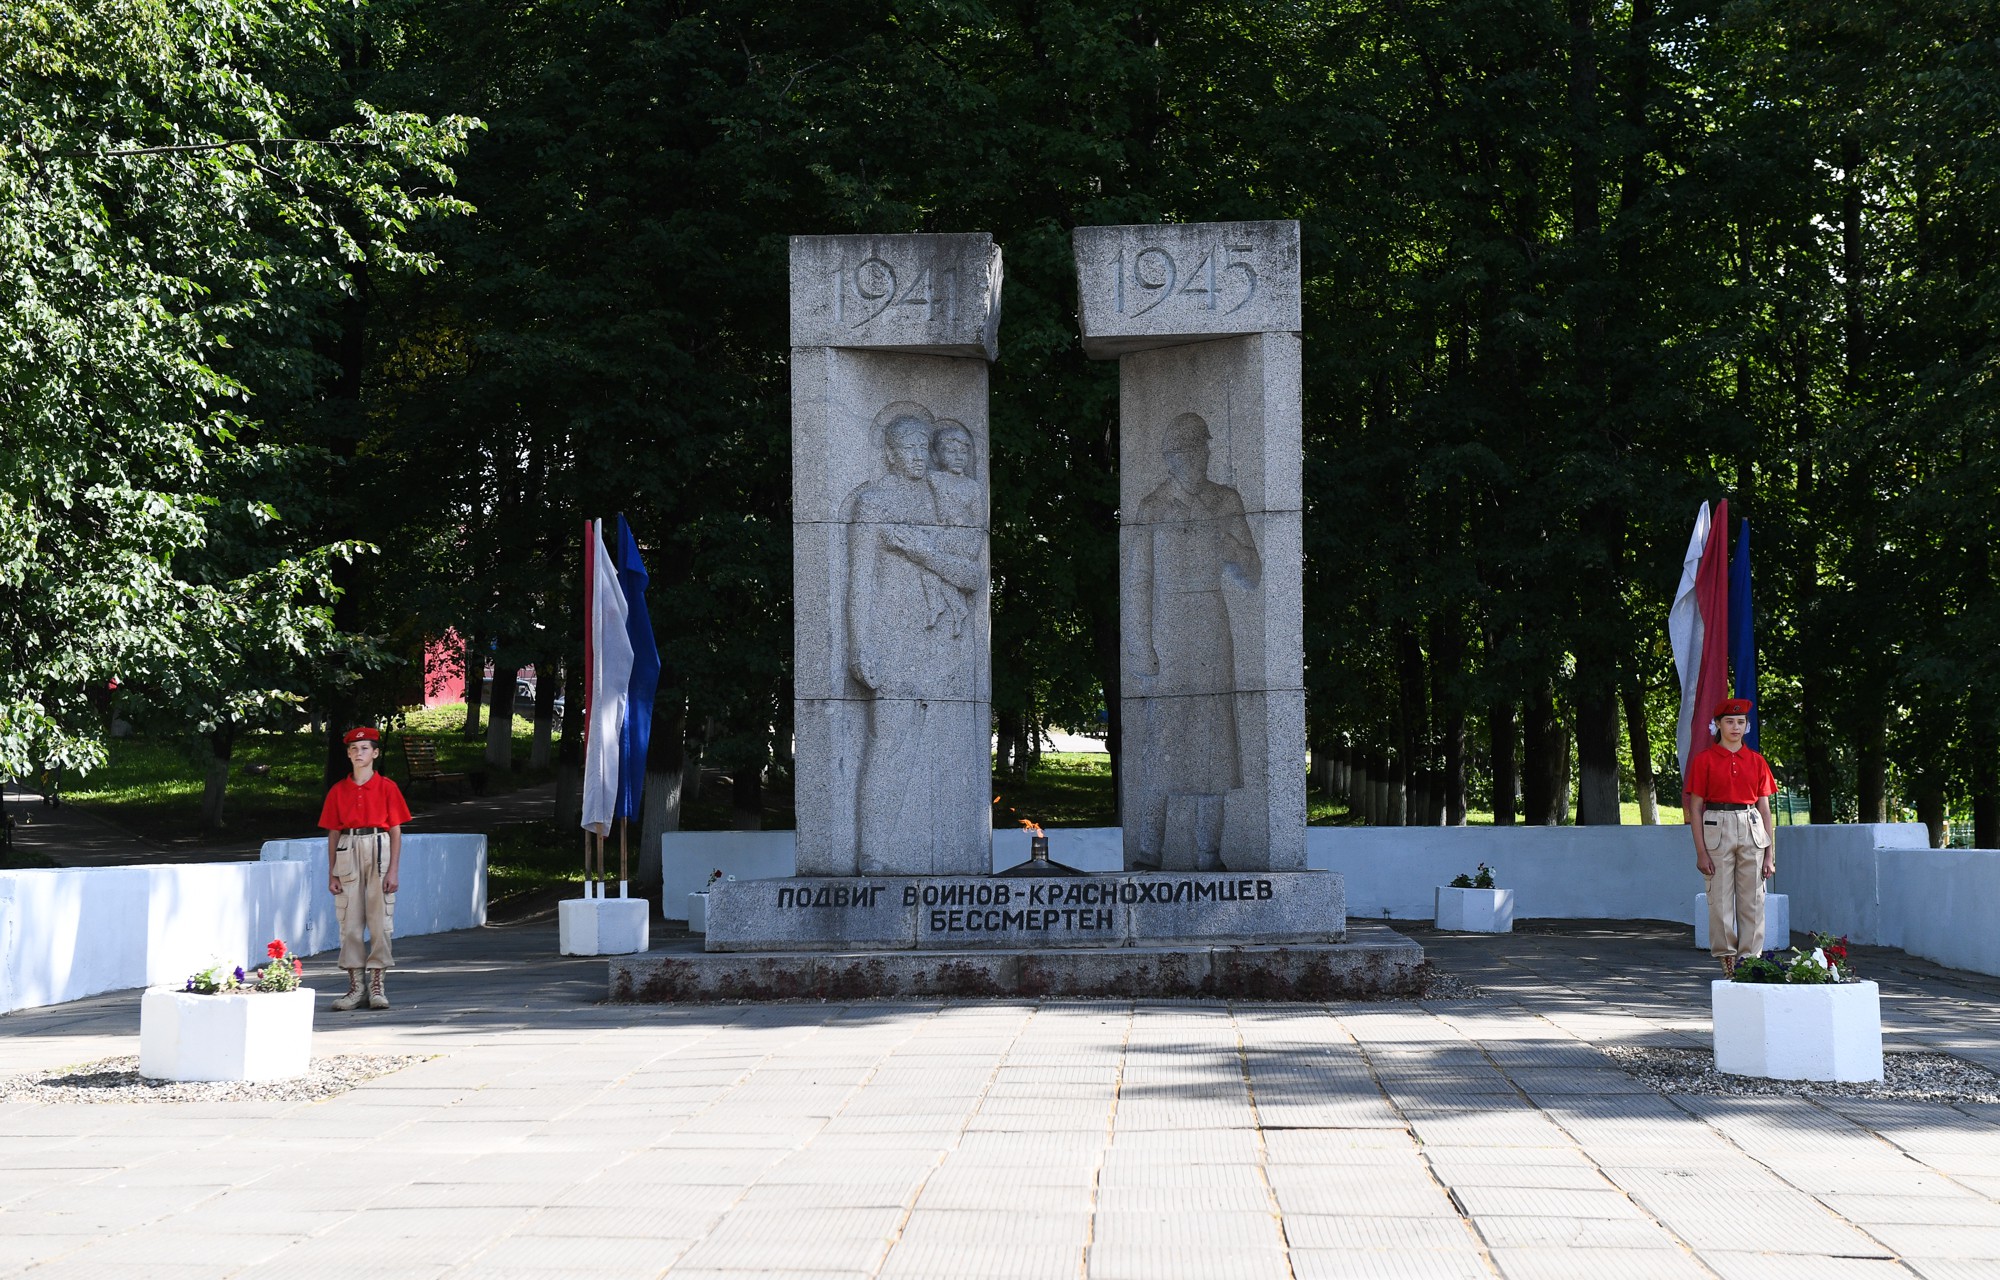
[997,822,1085,877]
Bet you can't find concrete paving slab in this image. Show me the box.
[6,917,2000,1280]
[1698,1253,1915,1280]
[1289,1251,1495,1279]
[1494,1245,1717,1279]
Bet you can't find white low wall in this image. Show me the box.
[1772,823,2000,977]
[0,834,490,1016]
[0,863,311,1015]
[1309,826,1703,923]
[259,834,488,948]
[662,821,2000,979]
[663,826,1703,923]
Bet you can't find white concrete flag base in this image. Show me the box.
[559,897,650,955]
[1711,979,1884,1082]
[138,987,315,1082]
[1695,892,1789,951]
[686,892,709,934]
[1435,886,1514,933]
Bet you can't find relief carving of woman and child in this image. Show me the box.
[842,401,986,869]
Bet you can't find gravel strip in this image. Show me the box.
[0,1054,428,1105]
[1414,963,1486,1000]
[1603,1045,2000,1102]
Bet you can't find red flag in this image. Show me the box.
[1687,498,1731,791]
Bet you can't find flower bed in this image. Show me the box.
[139,939,315,1083]
[1435,866,1512,932]
[1713,932,1883,1083]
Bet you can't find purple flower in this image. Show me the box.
[233,967,246,982]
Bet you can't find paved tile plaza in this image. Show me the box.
[3,919,2000,1279]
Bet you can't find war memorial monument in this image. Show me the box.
[614,223,1422,1000]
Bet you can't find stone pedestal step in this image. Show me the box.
[610,921,1419,1003]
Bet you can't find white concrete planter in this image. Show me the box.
[558,896,650,955]
[1695,892,1789,951]
[1434,887,1514,933]
[687,892,709,934]
[1711,979,1883,1082]
[138,987,315,1082]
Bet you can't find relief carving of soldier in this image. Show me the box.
[843,402,983,871]
[1127,411,1261,868]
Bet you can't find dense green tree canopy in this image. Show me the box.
[6,0,1996,842]
[0,0,473,778]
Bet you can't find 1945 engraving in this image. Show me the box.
[1127,412,1262,868]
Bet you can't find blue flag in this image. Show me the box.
[1728,518,1758,752]
[613,515,660,820]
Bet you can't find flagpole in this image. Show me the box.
[618,816,629,899]
[582,517,596,899]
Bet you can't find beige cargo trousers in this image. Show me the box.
[1702,806,1770,959]
[332,830,396,971]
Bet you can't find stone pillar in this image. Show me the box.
[790,233,1002,876]
[1073,221,1305,872]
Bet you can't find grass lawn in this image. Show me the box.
[62,703,556,848]
[1312,796,1687,826]
[993,752,1117,829]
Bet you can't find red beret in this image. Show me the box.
[1714,698,1752,719]
[342,726,382,745]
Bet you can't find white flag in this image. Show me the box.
[581,524,633,837]
[1669,502,1710,778]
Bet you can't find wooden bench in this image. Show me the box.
[400,735,470,796]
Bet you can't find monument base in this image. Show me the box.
[610,921,1422,1002]
[703,869,1344,952]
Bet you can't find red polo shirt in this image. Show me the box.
[318,772,412,831]
[1685,743,1777,806]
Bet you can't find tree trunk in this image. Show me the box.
[1914,774,1946,849]
[1802,677,1837,823]
[528,662,558,770]
[637,696,686,888]
[1489,701,1518,825]
[1353,759,1372,823]
[1558,722,1575,825]
[460,639,483,738]
[554,661,584,828]
[1621,678,1659,824]
[1574,685,1623,825]
[1523,685,1566,825]
[1855,705,1888,823]
[1396,624,1428,829]
[731,756,763,831]
[200,721,235,832]
[485,664,518,774]
[1440,707,1466,826]
[683,732,706,802]
[1972,718,1998,848]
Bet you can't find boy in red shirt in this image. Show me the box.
[1685,698,1778,974]
[318,727,412,1010]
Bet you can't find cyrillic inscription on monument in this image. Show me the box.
[704,870,1344,952]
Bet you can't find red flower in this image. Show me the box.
[292,958,303,975]
[267,940,286,959]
